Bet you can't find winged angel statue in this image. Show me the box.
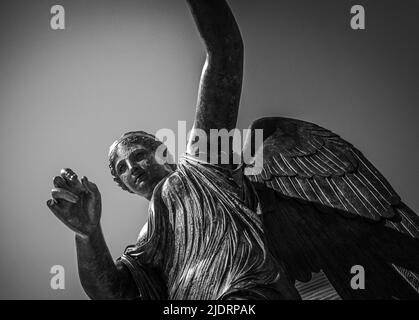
[47,0,419,299]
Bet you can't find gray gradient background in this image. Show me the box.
[0,0,418,299]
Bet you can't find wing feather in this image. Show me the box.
[244,117,408,222]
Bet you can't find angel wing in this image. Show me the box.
[243,117,419,299]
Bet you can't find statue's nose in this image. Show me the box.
[130,166,142,177]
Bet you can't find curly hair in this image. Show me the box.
[108,131,166,193]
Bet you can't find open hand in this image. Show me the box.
[47,168,102,238]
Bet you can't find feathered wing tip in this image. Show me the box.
[386,203,419,293]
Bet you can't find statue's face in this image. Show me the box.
[114,143,173,200]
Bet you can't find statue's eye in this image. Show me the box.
[117,163,127,174]
[134,151,146,162]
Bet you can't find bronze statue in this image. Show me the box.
[47,0,419,299]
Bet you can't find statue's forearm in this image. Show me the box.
[75,226,137,299]
[186,0,244,139]
[186,0,243,54]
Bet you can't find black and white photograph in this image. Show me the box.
[0,0,418,305]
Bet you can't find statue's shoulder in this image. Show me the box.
[149,175,175,216]
[150,170,184,204]
[161,170,184,195]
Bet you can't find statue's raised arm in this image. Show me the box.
[186,0,243,142]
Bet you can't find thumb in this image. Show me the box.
[81,176,101,221]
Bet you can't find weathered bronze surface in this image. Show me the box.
[47,0,419,299]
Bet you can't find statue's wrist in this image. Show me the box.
[75,224,101,241]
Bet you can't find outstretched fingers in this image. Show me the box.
[48,168,82,223]
[51,187,79,203]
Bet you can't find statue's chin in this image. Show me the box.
[132,182,152,198]
[133,184,145,194]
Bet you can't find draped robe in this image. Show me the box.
[117,155,298,300]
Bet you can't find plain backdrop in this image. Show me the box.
[0,0,418,299]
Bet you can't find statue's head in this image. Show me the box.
[108,131,175,200]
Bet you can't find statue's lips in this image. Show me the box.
[134,173,146,185]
